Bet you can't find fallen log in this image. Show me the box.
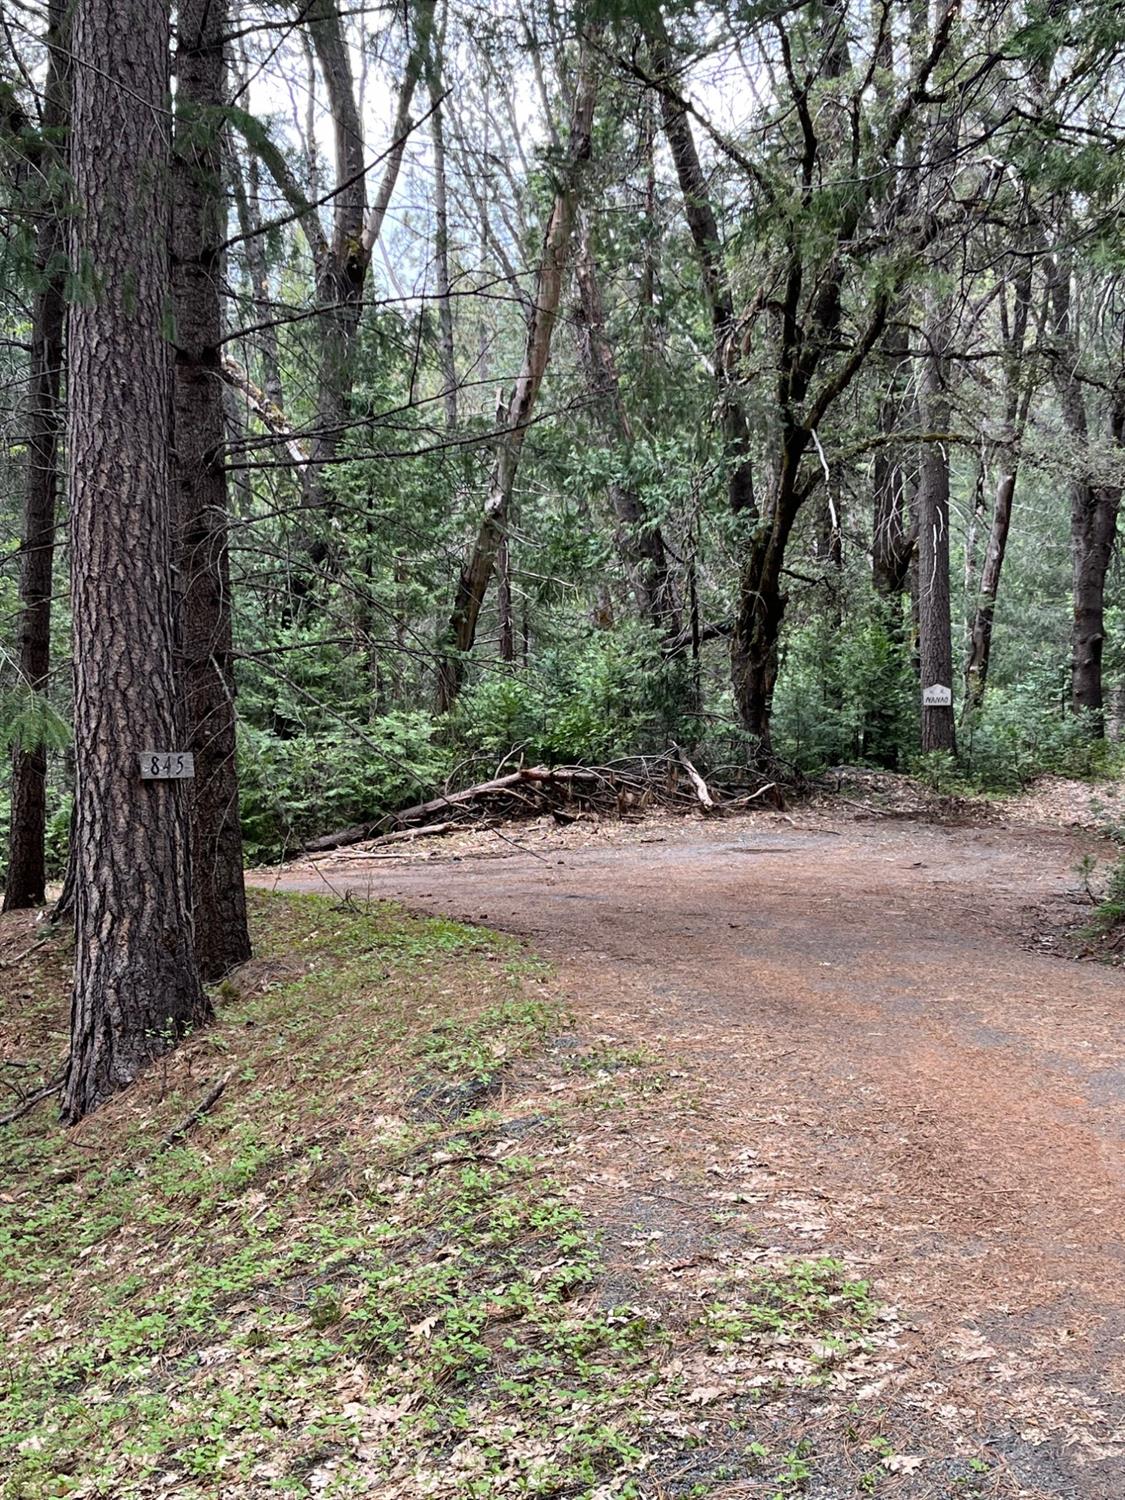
[303,820,381,854]
[312,819,461,857]
[299,756,788,855]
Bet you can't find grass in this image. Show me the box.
[0,892,955,1500]
[0,893,662,1500]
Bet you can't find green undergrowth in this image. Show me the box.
[0,893,913,1500]
[0,893,662,1500]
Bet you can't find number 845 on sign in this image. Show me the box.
[139,751,195,780]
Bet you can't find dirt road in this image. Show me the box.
[258,810,1124,1496]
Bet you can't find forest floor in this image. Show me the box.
[255,773,1125,1498]
[3,776,1122,1500]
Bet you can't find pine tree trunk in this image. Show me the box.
[4,0,68,913]
[173,0,251,981]
[63,0,207,1123]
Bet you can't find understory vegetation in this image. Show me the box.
[3,0,1125,881]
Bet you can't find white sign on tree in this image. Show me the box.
[921,684,952,708]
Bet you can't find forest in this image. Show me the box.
[2,0,1123,1102]
[1,1,1124,1494]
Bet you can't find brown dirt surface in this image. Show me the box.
[261,789,1125,1497]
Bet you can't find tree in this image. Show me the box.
[1048,251,1123,735]
[296,0,434,552]
[173,0,252,979]
[963,239,1039,713]
[573,212,678,633]
[435,30,600,711]
[916,288,956,753]
[63,0,207,1123]
[2,0,68,911]
[645,14,755,520]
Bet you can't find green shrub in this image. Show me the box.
[453,621,697,765]
[771,604,917,773]
[237,711,451,860]
[959,668,1118,790]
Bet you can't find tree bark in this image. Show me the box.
[917,302,956,753]
[4,0,67,912]
[573,213,677,633]
[173,0,251,981]
[63,0,207,1123]
[1049,255,1122,734]
[435,35,599,711]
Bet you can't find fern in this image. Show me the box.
[0,688,70,754]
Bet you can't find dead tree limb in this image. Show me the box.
[156,1072,232,1153]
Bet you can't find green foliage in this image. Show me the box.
[0,688,69,755]
[0,894,664,1500]
[958,671,1118,791]
[770,601,917,773]
[237,711,452,860]
[1084,850,1125,934]
[453,621,698,764]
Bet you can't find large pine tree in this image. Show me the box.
[63,0,207,1122]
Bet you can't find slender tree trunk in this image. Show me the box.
[963,466,1015,713]
[1049,256,1122,733]
[436,35,599,711]
[232,151,285,411]
[647,21,754,518]
[173,0,251,981]
[301,0,432,540]
[917,302,956,753]
[964,255,1037,713]
[4,0,67,913]
[497,535,516,662]
[574,214,677,632]
[427,13,458,431]
[63,0,207,1123]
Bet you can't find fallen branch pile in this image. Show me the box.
[303,748,783,854]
